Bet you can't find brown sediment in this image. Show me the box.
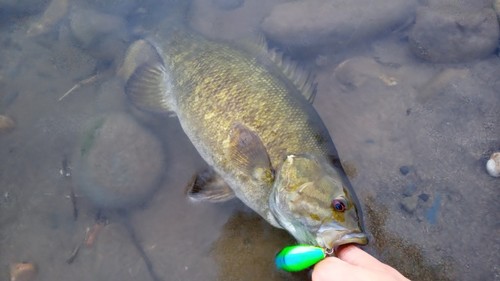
[0,115,15,133]
[212,211,309,281]
[364,197,453,280]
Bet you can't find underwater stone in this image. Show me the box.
[75,113,165,209]
[69,7,126,48]
[9,262,37,281]
[486,152,500,178]
[261,0,416,53]
[418,193,429,202]
[26,0,69,37]
[0,0,48,14]
[0,114,15,133]
[212,0,244,10]
[333,57,398,91]
[399,165,410,175]
[80,0,139,15]
[409,7,499,63]
[189,0,280,41]
[400,195,419,214]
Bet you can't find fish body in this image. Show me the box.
[125,28,367,250]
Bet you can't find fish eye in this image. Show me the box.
[331,198,348,212]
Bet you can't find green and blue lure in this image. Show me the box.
[275,245,333,272]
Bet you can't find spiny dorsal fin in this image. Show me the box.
[266,44,318,103]
[236,35,317,103]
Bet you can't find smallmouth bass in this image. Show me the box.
[124,28,367,250]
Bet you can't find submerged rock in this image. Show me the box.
[332,57,398,90]
[409,7,499,62]
[189,0,283,41]
[69,7,127,48]
[261,0,416,53]
[0,114,15,133]
[0,0,49,14]
[27,0,69,37]
[9,262,37,281]
[400,195,419,214]
[75,113,165,209]
[212,0,244,10]
[486,152,500,178]
[80,0,139,16]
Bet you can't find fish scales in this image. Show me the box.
[165,33,335,172]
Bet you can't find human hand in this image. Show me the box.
[312,245,410,281]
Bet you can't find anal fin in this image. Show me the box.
[186,168,235,203]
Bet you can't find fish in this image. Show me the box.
[124,27,368,251]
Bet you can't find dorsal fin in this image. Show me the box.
[236,35,318,103]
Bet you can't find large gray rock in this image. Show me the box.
[189,0,285,41]
[426,0,493,11]
[261,0,416,52]
[75,113,165,209]
[69,7,127,48]
[80,0,139,16]
[0,0,49,14]
[409,7,499,63]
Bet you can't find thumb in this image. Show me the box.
[312,257,403,281]
[312,257,358,281]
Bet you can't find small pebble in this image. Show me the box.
[10,262,37,281]
[418,193,430,202]
[486,152,500,177]
[399,165,410,175]
[400,195,419,214]
[0,115,15,133]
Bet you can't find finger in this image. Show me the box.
[337,245,411,280]
[336,245,389,271]
[312,256,359,281]
[312,257,402,281]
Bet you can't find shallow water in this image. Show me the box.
[0,0,499,280]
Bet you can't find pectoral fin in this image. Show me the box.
[186,168,235,203]
[125,62,174,114]
[226,123,274,184]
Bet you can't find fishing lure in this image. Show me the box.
[275,244,333,272]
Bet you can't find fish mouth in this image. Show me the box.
[334,232,368,250]
[316,229,368,252]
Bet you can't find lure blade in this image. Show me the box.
[275,244,325,272]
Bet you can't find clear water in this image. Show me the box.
[0,0,499,280]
